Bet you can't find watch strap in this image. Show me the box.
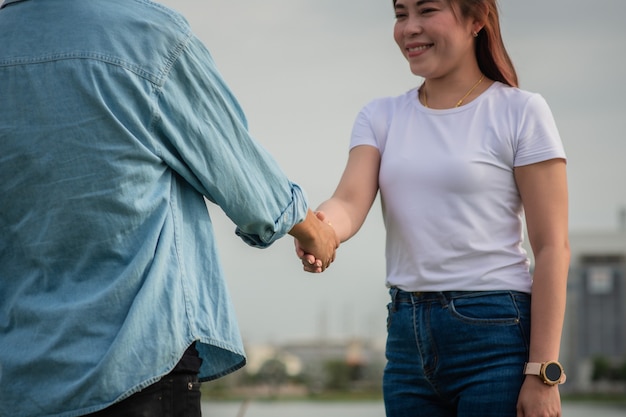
[523,362,543,375]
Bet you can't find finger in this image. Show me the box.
[323,259,332,270]
[314,211,327,221]
[302,257,323,272]
[301,258,315,268]
[303,264,322,273]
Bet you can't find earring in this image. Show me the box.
[472,31,479,38]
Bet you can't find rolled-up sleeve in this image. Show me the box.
[235,181,308,247]
[152,35,307,247]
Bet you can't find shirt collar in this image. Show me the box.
[1,0,27,9]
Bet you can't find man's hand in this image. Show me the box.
[289,209,339,273]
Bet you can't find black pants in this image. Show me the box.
[84,373,202,417]
[85,344,203,417]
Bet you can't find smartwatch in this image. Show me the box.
[523,361,566,386]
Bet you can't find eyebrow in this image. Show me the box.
[395,0,439,9]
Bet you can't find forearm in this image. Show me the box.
[313,145,380,244]
[316,197,369,243]
[528,245,570,362]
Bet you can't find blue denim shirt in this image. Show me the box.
[0,1,308,416]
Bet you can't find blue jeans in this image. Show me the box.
[383,289,531,417]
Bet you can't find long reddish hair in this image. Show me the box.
[392,0,518,87]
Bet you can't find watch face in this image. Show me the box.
[544,362,562,382]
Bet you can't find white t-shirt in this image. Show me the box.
[350,82,566,293]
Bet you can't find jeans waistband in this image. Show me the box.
[389,287,528,304]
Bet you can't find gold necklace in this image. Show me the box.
[422,74,485,108]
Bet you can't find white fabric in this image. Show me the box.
[350,82,566,292]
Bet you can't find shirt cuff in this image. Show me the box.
[235,182,308,248]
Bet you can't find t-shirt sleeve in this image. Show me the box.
[514,93,566,167]
[349,97,393,153]
[153,35,308,247]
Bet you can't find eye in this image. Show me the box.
[394,7,407,20]
[419,8,438,15]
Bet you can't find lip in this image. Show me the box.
[405,42,433,58]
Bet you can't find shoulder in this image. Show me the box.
[350,89,417,151]
[60,0,194,39]
[362,88,416,110]
[357,88,417,121]
[95,0,195,83]
[123,0,192,31]
[486,82,551,111]
[115,0,194,50]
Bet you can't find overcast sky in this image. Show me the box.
[159,0,626,345]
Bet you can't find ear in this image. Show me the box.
[472,2,489,35]
[472,21,485,36]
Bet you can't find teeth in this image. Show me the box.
[408,45,430,52]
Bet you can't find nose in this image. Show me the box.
[403,16,423,37]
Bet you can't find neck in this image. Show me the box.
[420,74,487,109]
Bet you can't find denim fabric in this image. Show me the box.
[0,1,308,416]
[383,289,530,417]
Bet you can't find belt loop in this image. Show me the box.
[390,287,398,312]
[439,291,449,307]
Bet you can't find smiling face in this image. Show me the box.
[393,0,479,80]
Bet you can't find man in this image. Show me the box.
[0,0,338,416]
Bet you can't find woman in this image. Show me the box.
[297,1,569,416]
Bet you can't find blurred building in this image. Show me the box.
[562,213,626,392]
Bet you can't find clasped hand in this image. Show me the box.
[295,211,338,273]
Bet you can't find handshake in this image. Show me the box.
[289,209,339,273]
